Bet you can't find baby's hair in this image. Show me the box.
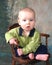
[18,7,36,19]
[19,7,35,13]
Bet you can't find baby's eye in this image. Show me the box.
[30,19,33,21]
[23,19,26,22]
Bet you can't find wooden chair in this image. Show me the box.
[8,23,50,65]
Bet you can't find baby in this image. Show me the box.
[5,7,49,61]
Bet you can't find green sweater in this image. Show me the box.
[5,27,41,55]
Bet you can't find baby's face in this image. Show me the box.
[18,11,36,32]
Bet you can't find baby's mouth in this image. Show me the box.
[26,26,31,30]
[26,25,30,28]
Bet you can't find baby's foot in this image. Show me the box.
[35,54,49,61]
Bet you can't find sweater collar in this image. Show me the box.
[19,27,35,37]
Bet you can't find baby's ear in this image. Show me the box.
[18,19,20,25]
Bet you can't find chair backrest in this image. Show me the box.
[40,33,50,49]
[8,23,20,31]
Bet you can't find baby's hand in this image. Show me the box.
[9,38,18,45]
[17,48,23,56]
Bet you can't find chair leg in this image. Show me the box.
[46,60,50,65]
[12,59,16,65]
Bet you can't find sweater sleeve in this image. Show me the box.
[22,31,41,55]
[5,28,18,43]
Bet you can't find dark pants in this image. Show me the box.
[14,45,48,59]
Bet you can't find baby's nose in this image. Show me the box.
[27,20,30,23]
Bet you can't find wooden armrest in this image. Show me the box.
[40,33,50,37]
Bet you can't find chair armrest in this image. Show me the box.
[40,33,50,37]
